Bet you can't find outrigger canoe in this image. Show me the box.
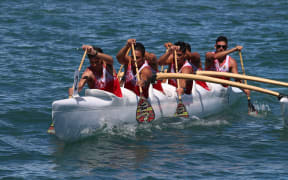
[52,80,244,141]
[51,72,288,141]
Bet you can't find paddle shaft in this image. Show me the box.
[69,49,87,99]
[174,50,182,100]
[117,65,124,80]
[131,44,143,94]
[156,73,283,98]
[238,51,253,101]
[239,51,248,84]
[78,49,88,72]
[196,71,288,87]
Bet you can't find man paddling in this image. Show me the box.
[205,36,251,96]
[163,42,202,71]
[68,45,122,97]
[158,41,193,96]
[116,39,154,98]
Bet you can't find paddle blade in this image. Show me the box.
[47,123,55,135]
[136,96,155,123]
[248,99,258,115]
[174,100,189,118]
[73,70,80,97]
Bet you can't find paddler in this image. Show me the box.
[158,41,194,96]
[205,36,250,96]
[68,45,122,97]
[116,39,155,98]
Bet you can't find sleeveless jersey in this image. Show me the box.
[124,60,151,98]
[89,64,122,97]
[205,52,231,86]
[168,60,193,94]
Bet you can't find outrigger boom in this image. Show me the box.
[156,73,288,100]
[196,71,288,88]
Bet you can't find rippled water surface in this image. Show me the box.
[1,0,288,179]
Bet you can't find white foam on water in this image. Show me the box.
[101,121,139,138]
[250,101,271,117]
[153,115,230,131]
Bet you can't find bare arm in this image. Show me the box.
[186,51,202,69]
[213,46,243,60]
[145,52,158,71]
[68,68,91,96]
[116,39,135,65]
[138,67,152,88]
[97,52,113,65]
[177,66,193,95]
[82,45,113,65]
[205,52,215,69]
[158,46,178,65]
[229,57,242,83]
[230,57,250,96]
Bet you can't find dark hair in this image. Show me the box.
[185,42,191,52]
[174,41,186,53]
[88,46,103,58]
[216,36,228,44]
[134,42,145,56]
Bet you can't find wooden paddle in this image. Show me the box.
[117,64,124,81]
[174,50,189,117]
[71,49,88,98]
[156,73,287,99]
[239,51,257,114]
[131,44,155,123]
[47,49,87,135]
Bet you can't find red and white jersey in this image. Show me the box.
[179,60,193,73]
[89,64,122,97]
[168,61,177,87]
[205,52,231,84]
[206,52,230,72]
[168,60,193,94]
[169,60,210,92]
[214,55,230,72]
[124,60,151,98]
[91,64,111,89]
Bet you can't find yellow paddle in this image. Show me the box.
[131,44,155,123]
[78,49,88,72]
[117,65,124,80]
[47,49,87,135]
[71,49,88,98]
[239,51,257,114]
[174,50,189,117]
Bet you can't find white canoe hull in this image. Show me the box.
[52,81,244,141]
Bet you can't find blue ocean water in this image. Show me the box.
[1,0,288,179]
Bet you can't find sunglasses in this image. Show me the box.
[216,45,227,49]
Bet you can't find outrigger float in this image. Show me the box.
[51,72,288,141]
